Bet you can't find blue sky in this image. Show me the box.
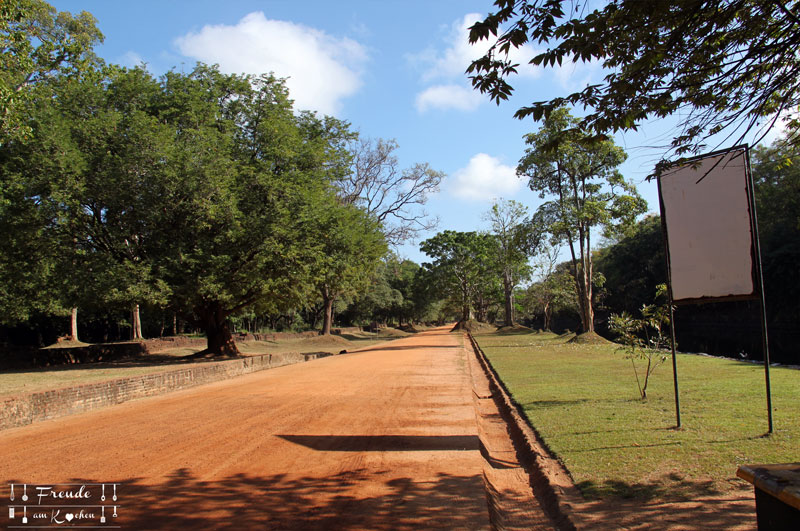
[48,1,783,265]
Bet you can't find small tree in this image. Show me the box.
[484,199,540,326]
[608,286,671,400]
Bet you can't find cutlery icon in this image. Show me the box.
[21,484,28,501]
[112,484,117,501]
[9,483,13,501]
[101,484,105,501]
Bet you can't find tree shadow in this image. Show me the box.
[51,467,492,530]
[573,476,755,530]
[277,434,480,452]
[353,345,457,353]
[577,475,724,501]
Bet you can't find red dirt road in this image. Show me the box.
[1,327,550,530]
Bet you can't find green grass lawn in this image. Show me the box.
[473,330,800,501]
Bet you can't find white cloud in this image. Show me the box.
[415,84,483,113]
[174,12,367,114]
[449,153,522,201]
[118,51,145,68]
[412,13,543,82]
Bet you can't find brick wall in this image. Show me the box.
[0,351,333,431]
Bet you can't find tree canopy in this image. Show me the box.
[420,230,498,323]
[468,0,800,174]
[518,106,646,333]
[484,199,540,326]
[1,0,103,141]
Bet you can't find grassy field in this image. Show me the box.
[473,329,800,501]
[0,330,404,398]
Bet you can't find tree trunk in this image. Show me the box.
[69,307,79,342]
[503,271,514,327]
[172,313,177,336]
[321,287,334,335]
[131,304,143,340]
[199,303,240,356]
[543,301,551,331]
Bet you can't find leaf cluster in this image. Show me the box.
[468,0,800,175]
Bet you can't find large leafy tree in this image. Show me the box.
[518,107,646,333]
[4,62,356,355]
[420,230,498,323]
[484,199,540,326]
[155,66,345,354]
[468,0,800,174]
[0,0,102,330]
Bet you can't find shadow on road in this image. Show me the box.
[56,468,491,530]
[278,434,480,452]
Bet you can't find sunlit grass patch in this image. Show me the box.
[473,330,800,500]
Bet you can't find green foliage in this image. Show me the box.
[519,107,646,332]
[608,286,671,400]
[1,0,103,141]
[520,264,576,330]
[752,140,800,328]
[484,199,541,325]
[309,198,388,334]
[467,0,800,174]
[420,230,499,322]
[0,59,373,352]
[595,216,666,316]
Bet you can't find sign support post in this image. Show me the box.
[744,149,774,434]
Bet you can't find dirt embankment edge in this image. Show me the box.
[467,333,586,530]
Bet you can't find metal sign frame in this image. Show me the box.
[656,145,773,433]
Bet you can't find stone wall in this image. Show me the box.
[0,351,333,431]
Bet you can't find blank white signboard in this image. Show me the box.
[658,148,755,302]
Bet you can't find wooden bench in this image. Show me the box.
[737,463,800,530]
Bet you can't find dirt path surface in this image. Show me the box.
[1,326,552,530]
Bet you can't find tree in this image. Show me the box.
[337,137,444,244]
[484,199,540,326]
[309,201,387,335]
[520,242,574,331]
[595,216,666,317]
[467,0,800,174]
[420,231,497,323]
[1,0,103,141]
[518,107,646,333]
[751,140,800,327]
[608,286,671,400]
[155,66,346,354]
[3,62,358,356]
[0,0,103,327]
